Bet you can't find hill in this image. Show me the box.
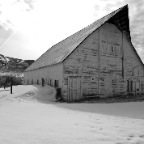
[0,54,34,73]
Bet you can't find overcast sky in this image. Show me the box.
[0,0,144,61]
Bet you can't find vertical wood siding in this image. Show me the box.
[123,33,144,94]
[63,22,144,101]
[98,23,125,97]
[63,29,99,100]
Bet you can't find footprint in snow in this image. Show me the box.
[139,134,144,138]
[126,134,144,142]
[128,134,135,138]
[89,125,95,128]
[115,126,119,128]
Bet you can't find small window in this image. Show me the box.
[127,80,133,92]
[91,77,95,81]
[55,80,59,88]
[42,78,45,86]
[50,79,52,86]
[37,80,39,85]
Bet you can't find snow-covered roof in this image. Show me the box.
[25,5,130,72]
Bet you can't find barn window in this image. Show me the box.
[50,79,52,86]
[42,78,45,87]
[141,81,144,92]
[131,81,133,92]
[91,77,95,81]
[55,80,59,88]
[127,80,133,92]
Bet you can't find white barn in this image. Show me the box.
[24,5,144,101]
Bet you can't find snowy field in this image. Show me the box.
[0,85,144,144]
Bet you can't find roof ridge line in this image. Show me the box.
[37,4,128,59]
[25,4,129,71]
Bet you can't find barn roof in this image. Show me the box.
[25,5,130,72]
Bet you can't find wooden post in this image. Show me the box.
[4,77,6,89]
[10,77,13,94]
[42,78,44,87]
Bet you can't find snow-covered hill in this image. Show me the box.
[0,54,34,72]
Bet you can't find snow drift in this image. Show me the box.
[0,85,144,144]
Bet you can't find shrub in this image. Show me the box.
[0,75,23,88]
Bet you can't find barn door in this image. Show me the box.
[127,80,133,93]
[68,77,81,101]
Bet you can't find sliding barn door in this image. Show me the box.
[68,77,82,101]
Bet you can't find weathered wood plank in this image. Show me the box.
[63,22,144,101]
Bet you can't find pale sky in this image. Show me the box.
[0,0,144,60]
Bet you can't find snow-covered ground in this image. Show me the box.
[0,85,144,144]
